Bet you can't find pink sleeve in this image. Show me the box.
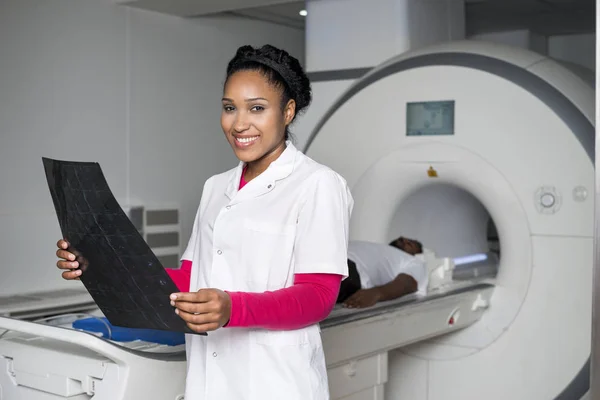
[165,259,192,292]
[225,273,342,330]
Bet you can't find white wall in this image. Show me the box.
[548,33,595,71]
[469,30,595,72]
[306,0,464,72]
[0,0,305,296]
[469,29,548,55]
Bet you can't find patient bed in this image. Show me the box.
[0,251,493,400]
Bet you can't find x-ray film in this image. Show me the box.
[42,157,203,335]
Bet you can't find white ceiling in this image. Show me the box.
[119,0,595,36]
[117,0,304,17]
[231,2,306,29]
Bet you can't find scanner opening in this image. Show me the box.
[387,182,500,281]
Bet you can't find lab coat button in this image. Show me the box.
[267,184,272,189]
[213,352,217,357]
[216,250,222,255]
[226,205,231,210]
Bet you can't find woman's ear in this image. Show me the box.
[284,99,296,126]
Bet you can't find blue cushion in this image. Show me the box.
[72,317,186,346]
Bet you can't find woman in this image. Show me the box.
[55,44,354,400]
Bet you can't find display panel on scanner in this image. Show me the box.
[406,100,455,136]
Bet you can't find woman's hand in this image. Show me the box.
[55,239,86,280]
[170,289,232,333]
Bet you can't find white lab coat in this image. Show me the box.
[181,142,354,400]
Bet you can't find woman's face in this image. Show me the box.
[221,70,295,164]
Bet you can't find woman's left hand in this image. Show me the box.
[170,289,231,333]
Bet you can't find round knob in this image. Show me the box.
[540,193,555,208]
[534,186,561,214]
[573,186,588,202]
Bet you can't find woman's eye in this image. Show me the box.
[251,105,264,112]
[223,105,235,112]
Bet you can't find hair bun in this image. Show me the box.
[227,44,312,115]
[235,45,257,59]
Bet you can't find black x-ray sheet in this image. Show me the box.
[42,157,204,335]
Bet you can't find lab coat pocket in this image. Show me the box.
[242,219,296,291]
[249,329,317,400]
[249,327,328,400]
[252,329,309,346]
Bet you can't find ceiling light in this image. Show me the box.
[299,9,307,17]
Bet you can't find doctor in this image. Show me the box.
[54,44,353,400]
[338,237,428,308]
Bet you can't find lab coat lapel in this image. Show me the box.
[224,142,297,205]
[224,162,244,200]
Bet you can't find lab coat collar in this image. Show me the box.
[225,140,298,201]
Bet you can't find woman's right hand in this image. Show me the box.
[56,239,82,280]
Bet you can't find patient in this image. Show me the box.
[337,237,427,309]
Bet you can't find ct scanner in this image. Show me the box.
[305,40,595,400]
[0,41,594,400]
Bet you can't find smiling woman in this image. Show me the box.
[54,44,353,400]
[221,44,312,181]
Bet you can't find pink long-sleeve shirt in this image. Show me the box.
[166,168,343,330]
[167,261,341,329]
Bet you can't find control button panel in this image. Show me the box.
[534,186,561,214]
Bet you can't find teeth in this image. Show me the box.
[236,136,258,143]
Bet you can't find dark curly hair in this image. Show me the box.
[224,44,312,141]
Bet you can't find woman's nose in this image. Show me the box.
[234,114,250,132]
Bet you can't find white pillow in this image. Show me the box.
[416,248,455,290]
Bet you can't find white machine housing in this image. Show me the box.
[304,40,594,400]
